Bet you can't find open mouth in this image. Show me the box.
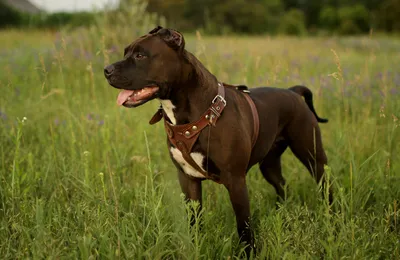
[116,86,159,107]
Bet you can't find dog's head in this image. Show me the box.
[104,26,188,108]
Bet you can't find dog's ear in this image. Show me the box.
[158,28,185,50]
[149,26,163,34]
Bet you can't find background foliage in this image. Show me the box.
[1,0,400,35]
[144,0,399,35]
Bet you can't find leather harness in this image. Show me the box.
[149,83,259,182]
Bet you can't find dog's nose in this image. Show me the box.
[104,64,115,78]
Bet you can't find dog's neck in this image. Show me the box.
[160,51,220,125]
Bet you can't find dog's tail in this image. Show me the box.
[289,85,328,123]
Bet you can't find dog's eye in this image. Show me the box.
[134,53,146,60]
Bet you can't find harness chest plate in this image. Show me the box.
[149,83,259,182]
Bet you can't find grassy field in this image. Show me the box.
[0,25,399,259]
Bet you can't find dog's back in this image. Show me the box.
[249,86,326,127]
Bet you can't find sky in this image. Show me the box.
[30,0,119,12]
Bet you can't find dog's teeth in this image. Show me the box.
[134,93,137,96]
[127,97,131,100]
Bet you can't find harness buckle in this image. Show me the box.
[212,95,227,106]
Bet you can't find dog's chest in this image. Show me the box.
[160,99,206,178]
[170,147,206,178]
[160,100,177,125]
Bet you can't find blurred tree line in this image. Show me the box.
[0,0,97,29]
[1,0,399,35]
[140,0,400,35]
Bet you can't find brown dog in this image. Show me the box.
[104,26,331,255]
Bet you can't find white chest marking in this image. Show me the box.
[170,147,206,178]
[160,100,176,125]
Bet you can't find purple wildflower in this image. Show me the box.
[390,88,399,95]
[394,74,400,85]
[223,53,233,60]
[109,45,118,53]
[290,60,300,68]
[363,89,371,97]
[320,76,334,91]
[73,48,80,58]
[308,55,319,64]
[0,110,7,120]
[54,118,66,126]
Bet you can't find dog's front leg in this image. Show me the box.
[178,170,203,228]
[225,176,254,257]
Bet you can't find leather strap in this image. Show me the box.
[220,82,259,148]
[149,107,163,125]
[243,93,259,148]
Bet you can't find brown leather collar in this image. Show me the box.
[149,83,259,182]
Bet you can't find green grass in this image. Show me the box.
[0,27,399,259]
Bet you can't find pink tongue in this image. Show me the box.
[117,90,135,106]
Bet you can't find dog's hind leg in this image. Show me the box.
[259,139,288,202]
[287,124,333,204]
